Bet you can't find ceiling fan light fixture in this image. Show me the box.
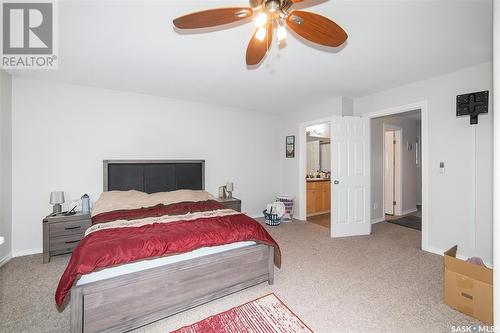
[255,12,268,28]
[265,0,280,13]
[277,24,287,41]
[255,27,267,41]
[173,3,349,67]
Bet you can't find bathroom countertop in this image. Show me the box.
[306,178,331,182]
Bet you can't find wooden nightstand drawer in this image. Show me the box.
[43,212,91,263]
[216,198,241,212]
[49,219,91,237]
[224,202,241,212]
[50,233,85,253]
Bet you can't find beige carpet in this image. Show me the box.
[0,221,476,333]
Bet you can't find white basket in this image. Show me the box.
[276,195,295,221]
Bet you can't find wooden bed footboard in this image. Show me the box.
[70,244,275,333]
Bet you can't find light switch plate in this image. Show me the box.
[439,162,445,174]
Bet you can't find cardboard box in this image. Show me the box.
[444,245,493,325]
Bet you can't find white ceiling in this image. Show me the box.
[11,0,492,113]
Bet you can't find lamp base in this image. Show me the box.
[52,204,62,214]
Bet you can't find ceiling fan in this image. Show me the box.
[173,0,348,66]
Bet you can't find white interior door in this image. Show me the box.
[330,116,371,238]
[384,131,395,215]
[393,130,402,216]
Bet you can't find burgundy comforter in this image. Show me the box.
[55,200,281,307]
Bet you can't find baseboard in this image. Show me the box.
[0,253,12,268]
[306,211,330,217]
[422,245,492,268]
[371,217,385,224]
[402,208,418,216]
[297,214,306,221]
[12,247,42,257]
[422,245,445,257]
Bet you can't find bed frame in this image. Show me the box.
[70,160,275,333]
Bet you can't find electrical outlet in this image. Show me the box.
[373,202,379,210]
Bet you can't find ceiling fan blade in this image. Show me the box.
[249,0,262,9]
[246,23,273,66]
[286,10,347,47]
[173,7,253,29]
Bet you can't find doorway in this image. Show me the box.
[296,103,427,247]
[372,109,424,233]
[305,122,331,229]
[384,127,402,216]
[298,115,371,238]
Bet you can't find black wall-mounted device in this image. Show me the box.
[456,90,489,125]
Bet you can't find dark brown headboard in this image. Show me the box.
[103,160,205,193]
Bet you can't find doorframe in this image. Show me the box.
[383,124,403,216]
[364,101,429,252]
[298,117,332,221]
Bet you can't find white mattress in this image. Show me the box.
[76,241,256,285]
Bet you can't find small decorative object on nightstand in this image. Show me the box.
[226,182,234,199]
[49,191,65,214]
[216,197,241,212]
[42,212,91,263]
[81,194,91,214]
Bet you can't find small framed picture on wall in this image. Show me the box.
[286,135,295,158]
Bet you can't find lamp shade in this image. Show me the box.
[50,191,65,205]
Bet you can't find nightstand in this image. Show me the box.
[216,197,241,212]
[42,212,91,263]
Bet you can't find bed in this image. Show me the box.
[58,160,280,333]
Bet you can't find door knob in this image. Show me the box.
[334,180,339,185]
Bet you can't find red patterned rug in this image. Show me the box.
[172,293,313,333]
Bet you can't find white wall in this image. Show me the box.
[279,97,343,219]
[416,123,422,205]
[493,0,499,322]
[371,115,418,221]
[355,62,493,263]
[11,77,281,256]
[0,70,12,264]
[341,97,354,116]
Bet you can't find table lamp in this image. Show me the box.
[50,191,65,214]
[226,182,234,199]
